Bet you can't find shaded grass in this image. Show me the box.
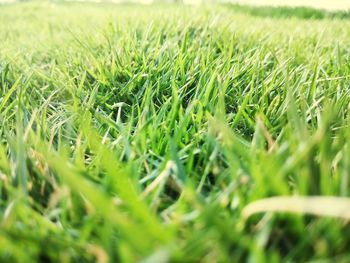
[0,2,350,262]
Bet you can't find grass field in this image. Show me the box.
[1,2,350,262]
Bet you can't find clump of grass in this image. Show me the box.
[0,2,350,262]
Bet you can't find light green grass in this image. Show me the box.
[1,2,350,262]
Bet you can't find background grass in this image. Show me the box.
[1,2,350,262]
[226,4,350,19]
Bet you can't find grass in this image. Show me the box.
[1,1,350,262]
[226,4,350,19]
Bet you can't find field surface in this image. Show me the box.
[232,0,350,11]
[1,2,350,262]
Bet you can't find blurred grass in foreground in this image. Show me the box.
[1,2,350,262]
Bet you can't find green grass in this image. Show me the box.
[226,4,350,20]
[1,2,350,262]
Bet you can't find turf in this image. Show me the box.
[1,2,350,262]
[226,4,350,20]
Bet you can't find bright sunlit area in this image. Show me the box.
[233,0,350,10]
[1,0,350,7]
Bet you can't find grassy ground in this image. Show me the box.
[227,4,350,19]
[1,2,350,262]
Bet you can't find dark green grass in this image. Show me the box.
[1,2,350,262]
[226,4,350,19]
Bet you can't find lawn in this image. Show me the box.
[1,2,350,262]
